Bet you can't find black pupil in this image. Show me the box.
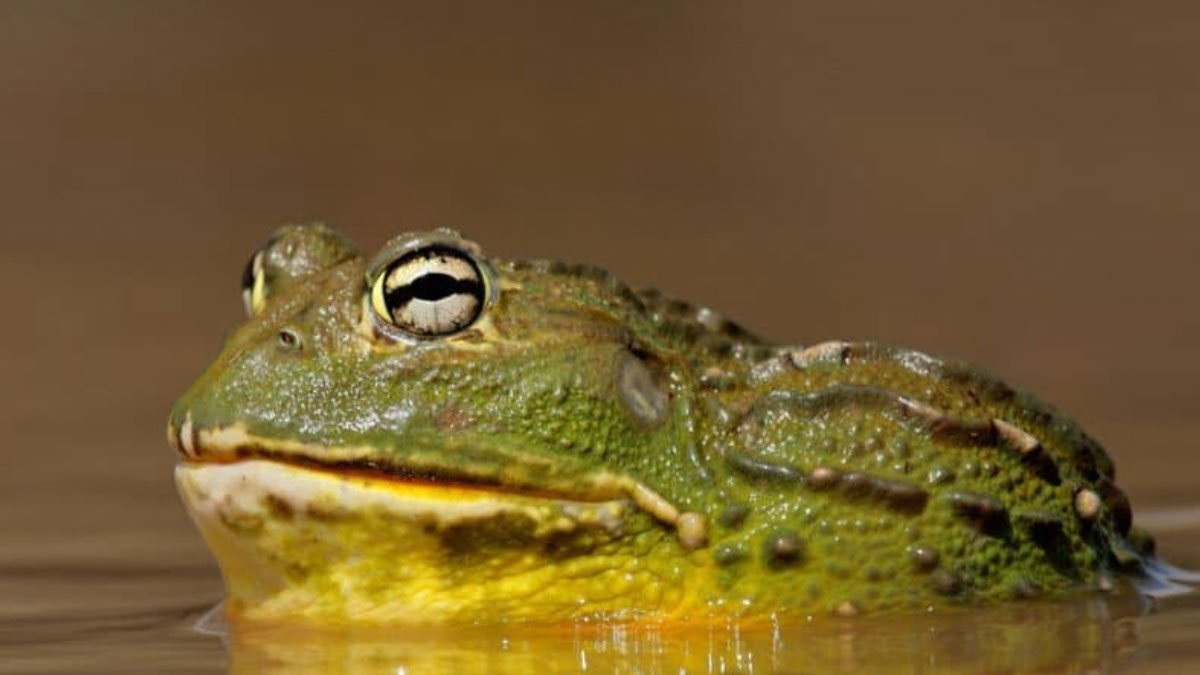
[410,273,462,301]
[386,271,482,308]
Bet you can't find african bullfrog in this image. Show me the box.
[169,223,1186,625]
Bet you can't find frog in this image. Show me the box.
[168,222,1191,625]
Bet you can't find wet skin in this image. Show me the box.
[169,223,1159,624]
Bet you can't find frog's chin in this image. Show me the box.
[174,460,638,623]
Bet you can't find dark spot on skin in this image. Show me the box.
[725,449,805,482]
[262,494,294,520]
[1018,447,1062,486]
[1014,510,1076,576]
[909,545,940,572]
[713,543,747,566]
[801,466,928,515]
[839,472,930,515]
[437,514,541,556]
[1097,478,1133,536]
[944,491,1011,538]
[930,570,963,596]
[763,530,806,569]
[716,504,750,530]
[1015,510,1066,547]
[928,417,996,447]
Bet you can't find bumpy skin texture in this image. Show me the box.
[169,223,1151,624]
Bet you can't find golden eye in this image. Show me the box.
[370,246,487,338]
[240,247,269,317]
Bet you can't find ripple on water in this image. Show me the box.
[196,590,1168,675]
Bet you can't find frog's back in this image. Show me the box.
[681,336,1157,609]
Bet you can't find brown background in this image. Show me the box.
[2,2,1199,585]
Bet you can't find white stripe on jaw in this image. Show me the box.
[180,411,196,458]
[176,460,630,532]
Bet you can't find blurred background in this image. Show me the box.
[2,2,1199,669]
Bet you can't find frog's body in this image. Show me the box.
[170,223,1166,625]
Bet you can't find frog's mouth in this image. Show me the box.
[167,417,698,544]
[175,460,633,544]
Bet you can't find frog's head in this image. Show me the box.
[168,223,719,622]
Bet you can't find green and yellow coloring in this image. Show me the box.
[170,223,1160,625]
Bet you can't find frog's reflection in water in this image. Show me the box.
[213,592,1146,675]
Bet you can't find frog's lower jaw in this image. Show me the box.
[175,461,692,625]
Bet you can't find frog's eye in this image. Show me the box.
[240,246,269,317]
[238,223,360,318]
[370,246,486,338]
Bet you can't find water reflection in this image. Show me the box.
[211,593,1150,674]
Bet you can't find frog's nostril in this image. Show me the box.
[278,329,302,351]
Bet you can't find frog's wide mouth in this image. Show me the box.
[175,459,633,533]
[167,418,690,531]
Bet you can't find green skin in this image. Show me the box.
[170,223,1151,622]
